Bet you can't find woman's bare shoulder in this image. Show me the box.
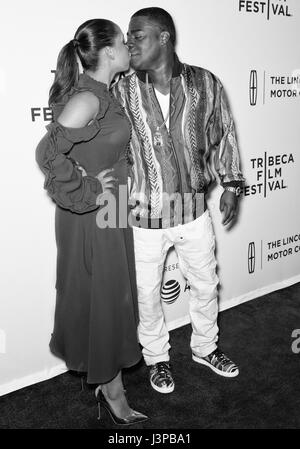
[57,91,100,128]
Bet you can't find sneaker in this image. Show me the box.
[192,348,239,378]
[149,362,175,393]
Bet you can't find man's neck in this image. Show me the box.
[147,52,174,95]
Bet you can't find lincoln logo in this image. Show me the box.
[161,279,181,304]
[248,242,256,274]
[249,70,258,106]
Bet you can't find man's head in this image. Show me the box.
[127,7,176,71]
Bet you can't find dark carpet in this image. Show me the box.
[1,282,299,429]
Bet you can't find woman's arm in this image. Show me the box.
[36,91,103,213]
[57,91,99,127]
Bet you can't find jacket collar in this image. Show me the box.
[136,53,183,83]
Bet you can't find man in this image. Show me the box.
[113,7,244,394]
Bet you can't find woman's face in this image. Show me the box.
[112,27,130,73]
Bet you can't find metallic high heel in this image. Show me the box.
[95,385,148,425]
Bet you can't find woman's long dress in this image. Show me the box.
[36,73,141,384]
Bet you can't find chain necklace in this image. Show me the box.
[145,72,170,148]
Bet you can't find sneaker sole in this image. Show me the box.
[192,354,239,378]
[150,380,175,394]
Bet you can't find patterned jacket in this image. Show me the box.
[113,54,244,228]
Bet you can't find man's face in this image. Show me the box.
[127,16,163,71]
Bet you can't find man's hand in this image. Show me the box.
[220,190,238,226]
[96,168,116,194]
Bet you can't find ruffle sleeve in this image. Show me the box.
[36,101,108,213]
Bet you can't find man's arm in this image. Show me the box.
[209,77,245,225]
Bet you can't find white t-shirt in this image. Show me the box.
[154,88,170,131]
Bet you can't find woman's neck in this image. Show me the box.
[85,67,115,88]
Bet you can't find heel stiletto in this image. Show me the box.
[95,386,148,425]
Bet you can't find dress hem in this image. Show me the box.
[50,345,142,385]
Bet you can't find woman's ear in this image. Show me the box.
[105,46,115,60]
[160,31,170,46]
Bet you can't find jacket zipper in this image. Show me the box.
[168,80,183,197]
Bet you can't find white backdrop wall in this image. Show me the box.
[1,0,299,396]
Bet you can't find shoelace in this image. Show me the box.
[211,350,232,366]
[152,363,172,378]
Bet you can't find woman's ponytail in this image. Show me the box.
[49,40,79,106]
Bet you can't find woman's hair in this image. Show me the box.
[131,7,176,47]
[49,19,118,106]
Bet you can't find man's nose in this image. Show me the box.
[126,36,134,49]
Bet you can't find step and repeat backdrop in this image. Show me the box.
[0,0,299,395]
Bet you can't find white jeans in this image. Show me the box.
[132,210,219,366]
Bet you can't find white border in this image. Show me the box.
[0,364,67,397]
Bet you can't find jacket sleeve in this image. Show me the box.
[112,80,135,187]
[35,121,103,213]
[209,78,245,187]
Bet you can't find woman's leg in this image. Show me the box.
[101,371,131,418]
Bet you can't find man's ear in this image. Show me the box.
[105,46,115,60]
[160,31,170,46]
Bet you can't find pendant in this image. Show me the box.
[153,130,163,147]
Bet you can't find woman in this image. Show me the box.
[36,19,147,425]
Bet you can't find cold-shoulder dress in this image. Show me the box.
[36,73,141,384]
